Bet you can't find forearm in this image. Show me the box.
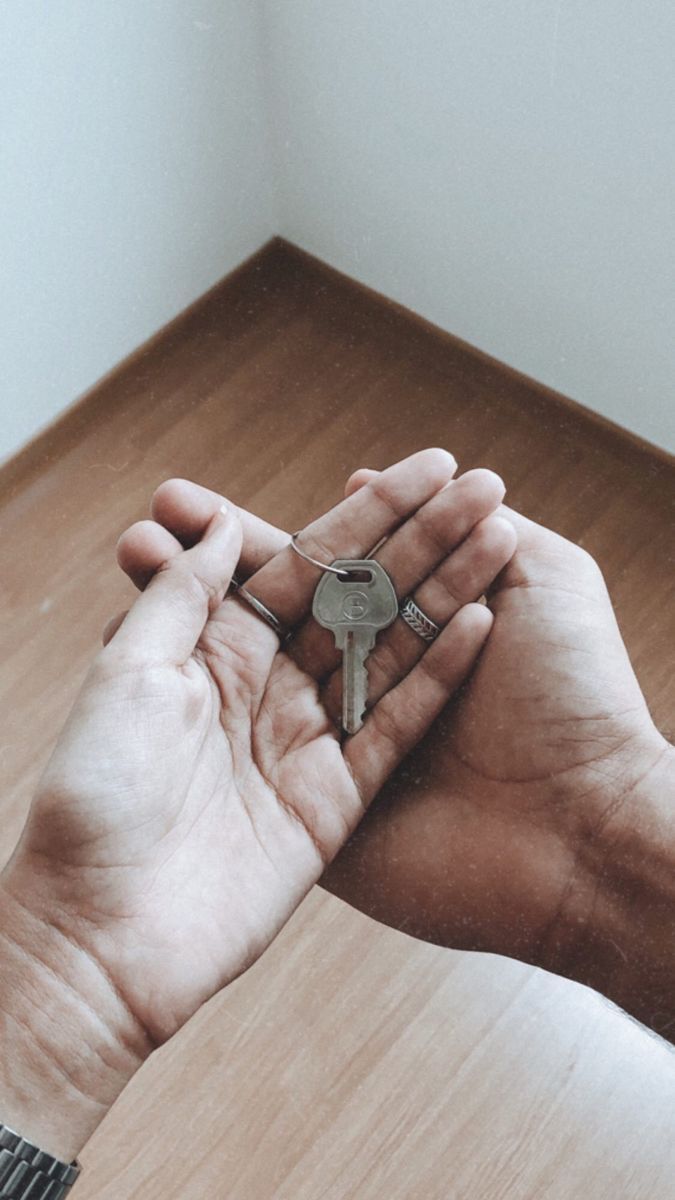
[553,741,675,1045]
[0,868,152,1162]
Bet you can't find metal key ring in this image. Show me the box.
[290,532,350,578]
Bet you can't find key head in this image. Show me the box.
[312,559,398,638]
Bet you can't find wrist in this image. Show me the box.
[0,862,153,1162]
[543,735,675,1039]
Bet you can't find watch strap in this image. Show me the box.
[0,1123,80,1198]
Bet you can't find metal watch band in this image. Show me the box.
[0,1123,80,1199]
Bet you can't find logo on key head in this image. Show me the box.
[342,591,368,620]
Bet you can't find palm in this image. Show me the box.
[32,600,362,1042]
[326,513,662,965]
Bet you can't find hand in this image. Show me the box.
[120,467,675,1039]
[324,471,675,1035]
[0,449,514,1157]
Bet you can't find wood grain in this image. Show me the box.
[1,237,673,1198]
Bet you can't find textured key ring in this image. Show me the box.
[290,532,351,578]
[399,596,440,642]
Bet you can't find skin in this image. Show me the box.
[115,467,675,1042]
[0,449,515,1160]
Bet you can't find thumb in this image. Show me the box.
[107,506,242,665]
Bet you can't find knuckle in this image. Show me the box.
[368,473,410,521]
[188,568,222,612]
[302,530,340,569]
[369,635,404,685]
[370,698,402,749]
[160,555,220,612]
[416,563,463,614]
[437,572,464,609]
[418,651,445,687]
[418,504,457,557]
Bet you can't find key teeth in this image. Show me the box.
[345,714,364,735]
[342,637,368,736]
[344,698,365,735]
[347,664,368,735]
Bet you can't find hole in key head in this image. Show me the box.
[339,568,374,584]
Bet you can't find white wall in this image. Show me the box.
[261,0,675,454]
[3,2,673,462]
[0,1,276,463]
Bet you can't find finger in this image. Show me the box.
[107,507,242,665]
[344,481,572,600]
[117,520,184,591]
[117,482,287,594]
[405,512,516,622]
[151,478,287,575]
[344,602,493,803]
[102,610,129,646]
[289,469,505,680]
[344,468,379,498]
[240,448,457,631]
[321,512,516,722]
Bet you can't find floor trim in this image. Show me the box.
[2,235,671,499]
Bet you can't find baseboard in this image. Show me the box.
[2,234,671,501]
[0,237,284,497]
[272,239,674,470]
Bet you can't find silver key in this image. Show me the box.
[313,559,398,734]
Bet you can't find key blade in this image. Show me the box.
[311,558,396,736]
[342,630,371,734]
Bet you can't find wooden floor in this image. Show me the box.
[1,237,674,1198]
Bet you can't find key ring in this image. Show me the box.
[290,532,351,578]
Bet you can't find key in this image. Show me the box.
[313,559,398,734]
